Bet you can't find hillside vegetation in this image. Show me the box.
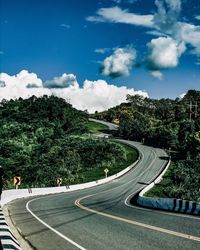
[93,90,200,202]
[0,95,137,188]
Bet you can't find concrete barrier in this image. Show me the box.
[137,159,200,215]
[0,207,22,250]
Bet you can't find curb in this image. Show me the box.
[136,158,200,215]
[0,206,22,250]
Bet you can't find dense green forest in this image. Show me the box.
[93,90,200,201]
[0,95,136,188]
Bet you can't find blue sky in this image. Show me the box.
[0,0,200,111]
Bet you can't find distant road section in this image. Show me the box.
[89,118,119,130]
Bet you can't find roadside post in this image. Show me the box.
[13,176,21,189]
[57,178,63,187]
[104,168,109,178]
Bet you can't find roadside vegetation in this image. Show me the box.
[0,95,137,189]
[92,90,200,202]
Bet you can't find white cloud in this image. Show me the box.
[195,15,200,20]
[0,71,50,100]
[174,22,200,56]
[101,47,136,77]
[52,79,148,113]
[146,30,166,37]
[0,70,148,113]
[86,6,154,27]
[179,92,186,99]
[150,70,163,80]
[147,37,186,70]
[94,48,110,54]
[60,24,71,29]
[43,73,79,88]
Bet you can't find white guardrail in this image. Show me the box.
[1,158,139,208]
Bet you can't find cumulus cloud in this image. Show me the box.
[150,70,163,80]
[195,15,200,20]
[0,70,148,113]
[101,47,136,77]
[43,73,79,88]
[147,37,186,70]
[51,79,148,113]
[86,6,154,27]
[0,71,50,100]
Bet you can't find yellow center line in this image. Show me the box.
[75,196,200,242]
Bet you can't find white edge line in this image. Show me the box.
[124,159,200,221]
[124,188,200,220]
[26,197,87,250]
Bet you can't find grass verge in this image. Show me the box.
[145,167,174,198]
[74,142,138,184]
[86,120,108,133]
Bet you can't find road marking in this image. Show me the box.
[125,189,200,221]
[75,196,200,242]
[26,198,87,250]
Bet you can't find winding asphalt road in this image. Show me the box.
[6,122,200,250]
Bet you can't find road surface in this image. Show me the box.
[7,139,200,250]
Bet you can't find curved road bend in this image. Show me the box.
[7,139,200,250]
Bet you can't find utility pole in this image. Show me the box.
[189,101,198,121]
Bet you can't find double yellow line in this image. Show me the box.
[75,195,200,242]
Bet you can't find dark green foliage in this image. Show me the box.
[0,95,134,188]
